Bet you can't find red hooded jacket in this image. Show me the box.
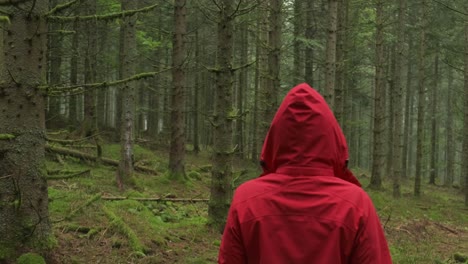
[218,83,392,264]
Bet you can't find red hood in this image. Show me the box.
[260,83,361,186]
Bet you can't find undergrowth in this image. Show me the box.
[46,144,468,263]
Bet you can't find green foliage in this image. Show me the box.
[137,30,161,52]
[17,253,46,264]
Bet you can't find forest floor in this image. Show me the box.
[44,139,468,264]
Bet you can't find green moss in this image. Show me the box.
[103,205,146,256]
[17,253,46,264]
[0,133,15,140]
[188,171,201,180]
[0,244,14,259]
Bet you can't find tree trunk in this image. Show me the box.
[429,53,439,185]
[463,8,468,206]
[46,0,63,130]
[169,0,187,179]
[74,0,98,139]
[445,67,454,187]
[414,0,427,197]
[293,0,303,84]
[391,0,406,197]
[325,0,337,107]
[251,17,262,162]
[117,0,138,189]
[208,0,235,233]
[0,1,52,260]
[370,0,385,189]
[334,0,345,124]
[69,19,80,128]
[267,0,282,120]
[236,23,248,158]
[305,0,315,86]
[402,23,414,180]
[193,27,200,154]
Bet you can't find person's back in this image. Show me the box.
[218,83,392,264]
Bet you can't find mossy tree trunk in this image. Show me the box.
[169,0,187,179]
[208,0,235,233]
[0,0,53,261]
[117,0,138,189]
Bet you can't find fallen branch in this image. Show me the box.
[45,144,157,175]
[102,196,209,203]
[65,194,102,221]
[103,206,146,257]
[433,222,458,235]
[47,169,91,180]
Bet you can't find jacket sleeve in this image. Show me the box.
[349,201,392,264]
[218,205,246,264]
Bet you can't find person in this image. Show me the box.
[218,83,392,264]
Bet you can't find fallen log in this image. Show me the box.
[45,144,157,175]
[47,169,91,180]
[101,196,209,203]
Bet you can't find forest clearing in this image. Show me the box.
[44,140,468,264]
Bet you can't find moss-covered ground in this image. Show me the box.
[45,143,468,263]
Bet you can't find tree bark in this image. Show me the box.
[304,0,315,86]
[414,0,427,197]
[370,0,385,189]
[0,1,52,260]
[169,0,187,179]
[208,0,235,233]
[192,22,200,154]
[46,0,64,130]
[391,0,406,198]
[324,0,337,108]
[463,7,468,206]
[445,67,454,187]
[292,0,303,84]
[117,0,138,189]
[68,18,80,127]
[334,0,345,124]
[236,22,248,158]
[429,53,439,185]
[267,0,282,120]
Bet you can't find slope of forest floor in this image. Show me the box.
[44,141,468,264]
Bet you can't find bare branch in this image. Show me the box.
[45,0,77,17]
[0,0,30,6]
[47,3,158,22]
[431,0,468,16]
[45,71,161,96]
[232,60,256,71]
